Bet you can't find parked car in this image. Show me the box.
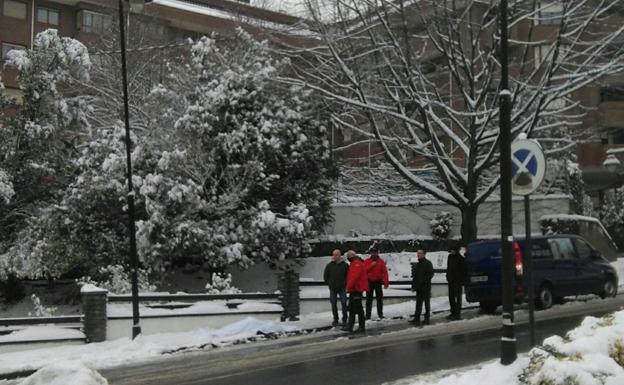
[465,234,618,314]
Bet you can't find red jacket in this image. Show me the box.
[364,256,389,288]
[346,258,369,293]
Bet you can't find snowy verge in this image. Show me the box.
[17,362,107,385]
[387,310,624,385]
[0,317,297,376]
[0,327,84,343]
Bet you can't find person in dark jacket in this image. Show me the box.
[324,249,349,326]
[342,250,369,333]
[410,249,434,326]
[446,247,468,321]
[364,246,389,320]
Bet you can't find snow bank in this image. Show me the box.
[0,317,297,376]
[395,310,624,385]
[18,362,107,385]
[0,326,84,343]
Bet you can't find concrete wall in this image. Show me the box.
[107,312,281,340]
[327,195,571,239]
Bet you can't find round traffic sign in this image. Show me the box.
[511,138,546,196]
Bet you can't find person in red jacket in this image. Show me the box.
[342,250,369,333]
[364,246,389,320]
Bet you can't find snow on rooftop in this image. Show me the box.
[153,0,316,36]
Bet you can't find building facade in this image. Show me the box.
[0,0,304,93]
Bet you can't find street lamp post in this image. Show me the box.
[118,0,148,339]
[499,0,517,365]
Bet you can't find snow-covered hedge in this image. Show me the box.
[430,212,454,240]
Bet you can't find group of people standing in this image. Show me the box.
[323,247,389,333]
[323,247,468,333]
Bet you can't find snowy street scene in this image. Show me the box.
[1,0,624,384]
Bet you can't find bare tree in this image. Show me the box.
[283,0,624,243]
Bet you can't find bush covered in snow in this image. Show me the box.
[205,273,241,294]
[1,29,336,282]
[540,216,581,236]
[0,30,91,279]
[78,265,156,295]
[430,212,453,240]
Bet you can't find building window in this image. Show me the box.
[537,2,564,25]
[1,42,26,60]
[602,127,624,145]
[78,10,112,34]
[601,86,624,103]
[37,7,59,25]
[3,0,27,20]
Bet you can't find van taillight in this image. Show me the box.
[514,241,523,277]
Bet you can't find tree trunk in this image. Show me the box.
[460,205,479,246]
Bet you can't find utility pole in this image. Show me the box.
[499,0,517,365]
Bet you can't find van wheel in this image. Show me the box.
[599,277,618,299]
[536,284,554,310]
[479,301,498,314]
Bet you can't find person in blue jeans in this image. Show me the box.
[324,249,349,327]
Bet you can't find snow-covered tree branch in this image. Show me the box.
[283,0,624,243]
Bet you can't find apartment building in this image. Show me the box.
[0,0,305,94]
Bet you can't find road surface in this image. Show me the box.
[104,296,624,385]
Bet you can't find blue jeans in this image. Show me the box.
[329,288,348,323]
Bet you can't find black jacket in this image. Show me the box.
[324,260,349,291]
[411,258,434,292]
[446,252,468,285]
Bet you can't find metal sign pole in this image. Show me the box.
[524,195,536,346]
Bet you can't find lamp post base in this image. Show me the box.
[132,324,142,339]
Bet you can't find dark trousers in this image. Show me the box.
[329,288,348,323]
[365,280,384,318]
[448,282,463,318]
[415,290,431,323]
[347,292,365,331]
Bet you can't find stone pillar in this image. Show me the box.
[81,284,108,343]
[278,270,300,321]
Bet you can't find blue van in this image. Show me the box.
[465,235,618,313]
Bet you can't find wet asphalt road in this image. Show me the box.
[105,296,624,385]
[193,314,590,385]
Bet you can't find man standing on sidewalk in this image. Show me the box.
[324,249,349,327]
[343,250,368,333]
[364,246,389,320]
[446,247,468,321]
[411,249,434,326]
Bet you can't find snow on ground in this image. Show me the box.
[17,362,107,385]
[385,310,624,385]
[300,286,412,299]
[107,300,282,317]
[0,327,83,343]
[0,317,297,376]
[0,295,462,376]
[612,258,624,289]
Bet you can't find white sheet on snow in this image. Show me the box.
[0,327,84,343]
[18,362,107,385]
